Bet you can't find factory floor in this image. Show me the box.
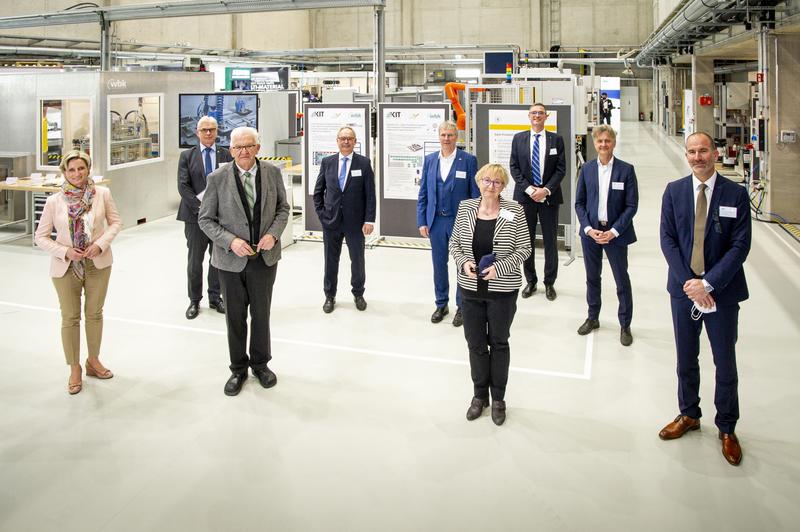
[1,122,798,532]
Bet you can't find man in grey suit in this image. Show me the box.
[199,126,290,396]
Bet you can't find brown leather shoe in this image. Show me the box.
[658,415,700,440]
[719,432,742,466]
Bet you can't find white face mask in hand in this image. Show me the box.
[690,301,717,321]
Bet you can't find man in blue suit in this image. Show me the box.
[313,126,376,314]
[417,121,479,327]
[658,131,751,466]
[509,103,567,301]
[574,125,638,345]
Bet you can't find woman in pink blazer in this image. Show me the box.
[34,150,122,395]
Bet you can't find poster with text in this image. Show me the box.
[381,107,446,200]
[488,109,558,200]
[306,107,368,194]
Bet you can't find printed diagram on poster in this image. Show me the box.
[382,107,445,200]
[488,109,557,200]
[306,107,367,193]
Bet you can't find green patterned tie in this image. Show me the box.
[243,171,255,213]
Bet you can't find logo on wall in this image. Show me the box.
[106,79,127,90]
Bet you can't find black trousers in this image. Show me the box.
[218,258,277,375]
[521,202,559,286]
[323,226,365,298]
[600,112,611,125]
[670,296,740,434]
[184,222,220,303]
[461,292,518,401]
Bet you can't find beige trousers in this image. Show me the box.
[51,260,112,365]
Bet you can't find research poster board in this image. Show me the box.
[486,108,558,201]
[303,103,371,233]
[377,103,449,238]
[474,103,574,228]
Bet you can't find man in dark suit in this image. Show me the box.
[574,125,639,346]
[599,92,614,125]
[177,116,233,320]
[509,102,566,301]
[198,126,290,396]
[313,126,376,314]
[658,131,751,466]
[417,120,479,327]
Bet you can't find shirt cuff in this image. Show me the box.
[584,226,592,235]
[544,187,551,195]
[364,222,375,226]
[610,228,619,237]
[525,186,535,196]
[702,279,714,292]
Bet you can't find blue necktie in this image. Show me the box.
[531,133,541,186]
[203,147,213,177]
[338,157,348,191]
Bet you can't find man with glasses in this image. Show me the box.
[177,116,233,320]
[658,131,751,466]
[417,120,479,327]
[509,103,566,301]
[313,126,376,314]
[199,127,290,396]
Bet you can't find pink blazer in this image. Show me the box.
[34,186,123,278]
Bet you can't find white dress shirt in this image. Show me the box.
[338,153,352,188]
[524,128,548,197]
[691,171,717,289]
[583,156,618,237]
[439,149,456,181]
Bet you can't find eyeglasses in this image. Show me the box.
[481,178,503,188]
[231,144,257,152]
[198,128,217,134]
[529,111,546,116]
[337,136,355,142]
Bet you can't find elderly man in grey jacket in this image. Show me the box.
[199,126,290,396]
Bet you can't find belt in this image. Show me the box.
[599,221,608,227]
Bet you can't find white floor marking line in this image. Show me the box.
[1,300,591,380]
[765,222,800,260]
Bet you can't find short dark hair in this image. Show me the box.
[685,131,714,148]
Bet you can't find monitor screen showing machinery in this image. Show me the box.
[179,93,258,148]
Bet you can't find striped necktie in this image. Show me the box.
[243,171,255,213]
[203,147,213,177]
[531,133,542,186]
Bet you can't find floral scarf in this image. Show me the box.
[61,179,95,280]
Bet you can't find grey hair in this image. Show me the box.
[196,115,218,129]
[230,126,260,146]
[438,120,458,134]
[337,126,356,138]
[592,125,617,141]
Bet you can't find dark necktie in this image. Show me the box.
[531,133,541,186]
[690,183,707,276]
[203,147,213,177]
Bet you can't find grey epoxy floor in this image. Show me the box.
[1,122,799,532]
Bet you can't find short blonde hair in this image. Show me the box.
[592,124,617,141]
[59,150,92,173]
[475,163,509,187]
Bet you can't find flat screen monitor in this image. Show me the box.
[484,51,515,75]
[179,93,259,148]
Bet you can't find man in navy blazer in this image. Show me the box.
[509,103,566,301]
[658,131,751,466]
[417,120,479,327]
[574,125,638,345]
[313,126,376,314]
[177,116,233,320]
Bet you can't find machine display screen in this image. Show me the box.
[179,93,258,148]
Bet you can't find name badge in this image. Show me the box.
[611,182,624,190]
[351,169,362,177]
[455,170,466,179]
[499,208,515,221]
[719,206,737,218]
[549,148,558,155]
